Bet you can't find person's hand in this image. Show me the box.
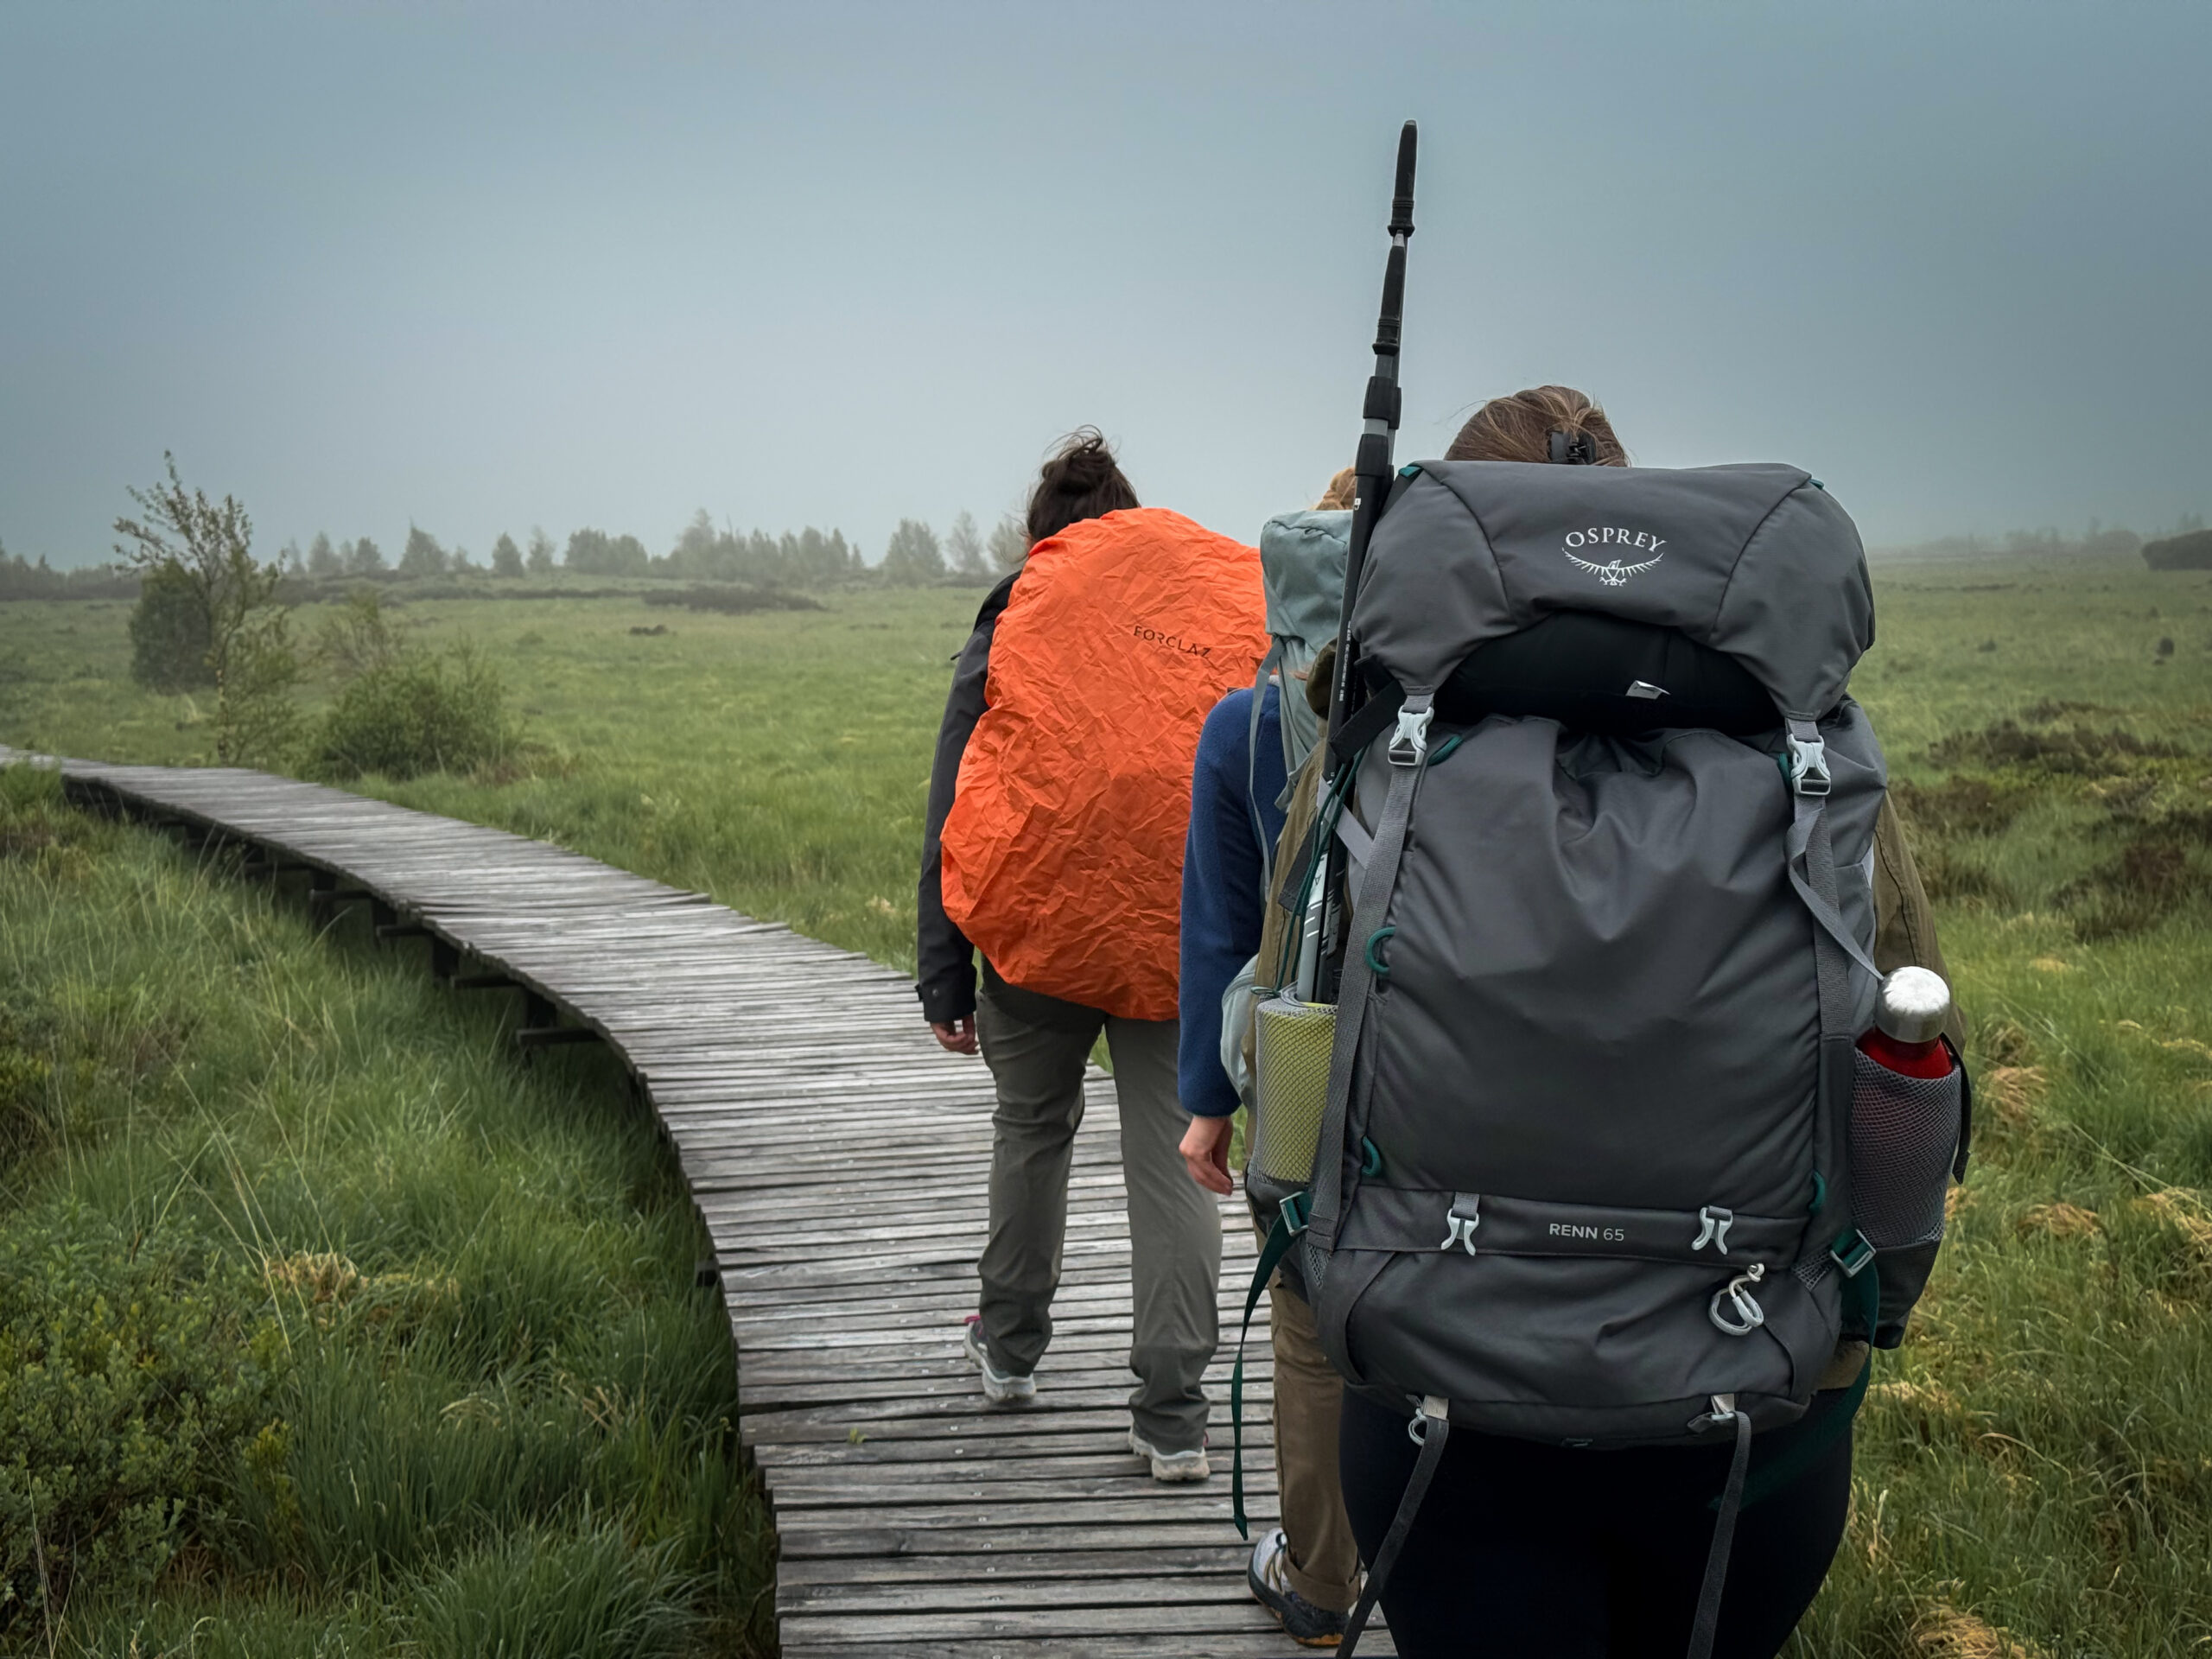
[931,1016,979,1056]
[1179,1113,1236,1196]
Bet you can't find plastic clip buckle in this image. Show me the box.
[1829,1230,1876,1278]
[1787,731,1831,797]
[1438,1194,1480,1256]
[1690,1205,1735,1254]
[1407,1395,1449,1446]
[1388,706,1433,768]
[1280,1191,1312,1237]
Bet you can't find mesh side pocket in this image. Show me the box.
[1249,996,1336,1189]
[1849,1049,1961,1250]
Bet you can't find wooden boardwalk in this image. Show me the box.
[30,756,1386,1657]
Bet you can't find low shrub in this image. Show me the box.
[309,597,519,781]
[1925,719,2187,774]
[0,1216,288,1630]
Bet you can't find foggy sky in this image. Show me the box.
[3,2,2207,569]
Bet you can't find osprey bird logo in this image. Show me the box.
[1566,550,1662,587]
[1561,527,1667,587]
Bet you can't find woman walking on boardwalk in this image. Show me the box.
[917,429,1269,1479]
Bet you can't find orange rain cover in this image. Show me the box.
[940,507,1268,1021]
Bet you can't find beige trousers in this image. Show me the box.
[1262,1224,1363,1612]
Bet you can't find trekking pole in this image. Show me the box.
[1313,119,1416,993]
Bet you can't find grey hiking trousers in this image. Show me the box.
[973,964,1222,1452]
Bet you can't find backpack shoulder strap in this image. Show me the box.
[1310,695,1433,1252]
[1783,714,1877,1294]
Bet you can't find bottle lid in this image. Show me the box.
[1875,965,1951,1046]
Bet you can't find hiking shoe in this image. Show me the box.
[1128,1427,1210,1482]
[963,1315,1034,1406]
[1249,1528,1349,1647]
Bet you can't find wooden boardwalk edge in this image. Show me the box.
[3,752,1386,1657]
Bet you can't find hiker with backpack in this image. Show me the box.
[1263,387,1970,1659]
[918,429,1269,1480]
[1176,468,1360,1645]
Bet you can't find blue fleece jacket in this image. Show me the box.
[1178,684,1288,1117]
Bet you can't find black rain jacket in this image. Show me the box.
[916,570,1020,1024]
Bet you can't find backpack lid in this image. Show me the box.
[1259,510,1351,663]
[1257,510,1351,779]
[1352,461,1874,718]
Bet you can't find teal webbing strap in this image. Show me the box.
[1722,1351,1871,1514]
[1721,1245,1879,1513]
[1231,1193,1306,1540]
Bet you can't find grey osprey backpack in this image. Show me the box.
[1274,458,1969,1653]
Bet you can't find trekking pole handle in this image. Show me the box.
[1390,119,1418,237]
[1376,122,1418,355]
[1323,119,1418,785]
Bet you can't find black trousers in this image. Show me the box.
[1339,1386,1853,1659]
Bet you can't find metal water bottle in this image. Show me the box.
[1858,966,1955,1079]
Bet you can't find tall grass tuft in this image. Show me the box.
[407,1518,696,1659]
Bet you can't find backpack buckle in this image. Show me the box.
[1828,1230,1876,1278]
[1688,1392,1738,1432]
[1387,706,1433,767]
[1786,728,1831,797]
[1778,721,1831,804]
[1280,1190,1312,1237]
[1690,1205,1734,1255]
[1438,1193,1480,1256]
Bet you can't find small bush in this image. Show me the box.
[127,560,214,691]
[310,597,518,780]
[0,1217,288,1627]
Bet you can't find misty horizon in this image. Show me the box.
[4,3,2208,573]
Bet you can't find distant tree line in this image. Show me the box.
[0,543,138,599]
[1868,514,2206,564]
[274,508,1029,588]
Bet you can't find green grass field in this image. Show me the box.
[4,555,2212,1654]
[0,769,773,1656]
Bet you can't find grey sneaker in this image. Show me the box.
[963,1315,1034,1406]
[1128,1427,1210,1482]
[1249,1527,1349,1648]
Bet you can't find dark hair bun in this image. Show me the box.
[1026,428,1141,546]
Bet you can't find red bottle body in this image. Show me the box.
[1856,1026,1955,1079]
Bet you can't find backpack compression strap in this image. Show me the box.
[1685,1397,1756,1659]
[1338,1395,1450,1659]
[1783,715,1878,1284]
